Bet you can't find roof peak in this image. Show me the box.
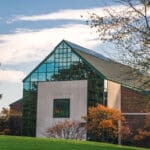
[63,40,110,61]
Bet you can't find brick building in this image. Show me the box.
[9,99,23,113]
[9,99,23,135]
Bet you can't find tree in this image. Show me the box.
[0,108,10,135]
[8,110,22,135]
[0,108,22,135]
[87,0,150,87]
[83,104,130,144]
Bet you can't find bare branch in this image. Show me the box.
[87,0,150,86]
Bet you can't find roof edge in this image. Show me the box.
[22,40,66,82]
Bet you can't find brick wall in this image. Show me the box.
[121,86,147,113]
[124,115,146,131]
[10,100,23,113]
[121,86,150,137]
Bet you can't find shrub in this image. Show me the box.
[133,113,150,148]
[46,120,86,140]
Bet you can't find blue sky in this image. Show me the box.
[0,0,119,110]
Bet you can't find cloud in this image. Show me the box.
[7,7,108,23]
[0,24,100,65]
[0,70,25,83]
[6,4,131,24]
[0,80,23,111]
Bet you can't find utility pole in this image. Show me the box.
[118,119,121,145]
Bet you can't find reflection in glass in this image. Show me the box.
[38,73,46,81]
[38,64,46,72]
[31,73,38,81]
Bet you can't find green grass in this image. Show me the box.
[0,136,148,150]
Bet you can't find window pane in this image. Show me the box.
[24,76,30,82]
[31,81,38,90]
[47,63,54,72]
[38,73,46,81]
[46,72,54,81]
[46,54,54,63]
[23,82,30,91]
[72,53,79,62]
[38,64,46,72]
[53,99,70,118]
[31,73,38,81]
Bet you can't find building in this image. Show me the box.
[22,40,150,137]
[9,99,23,113]
[9,99,23,135]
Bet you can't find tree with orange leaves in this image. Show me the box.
[83,104,130,144]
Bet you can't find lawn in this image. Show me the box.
[0,136,148,150]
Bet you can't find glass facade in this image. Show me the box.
[22,41,105,136]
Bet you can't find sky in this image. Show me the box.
[0,0,120,111]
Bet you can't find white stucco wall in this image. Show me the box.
[36,80,87,137]
[107,80,121,110]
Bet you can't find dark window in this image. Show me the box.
[53,99,70,118]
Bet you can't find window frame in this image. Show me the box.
[53,99,70,118]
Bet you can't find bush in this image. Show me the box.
[46,120,86,140]
[133,113,150,148]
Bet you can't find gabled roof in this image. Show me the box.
[23,40,150,91]
[65,40,150,91]
[9,98,23,106]
[64,40,110,61]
